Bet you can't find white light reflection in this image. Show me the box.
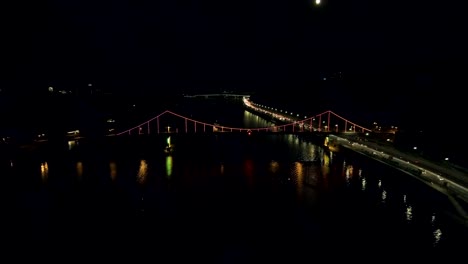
[378,179,382,188]
[403,194,407,204]
[137,160,148,183]
[358,169,362,178]
[40,162,49,182]
[406,205,413,222]
[68,140,77,150]
[345,165,353,186]
[321,152,330,177]
[431,213,436,226]
[433,229,442,247]
[345,165,353,177]
[361,178,367,191]
[381,190,387,203]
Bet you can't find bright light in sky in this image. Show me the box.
[315,0,321,5]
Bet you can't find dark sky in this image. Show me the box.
[3,0,467,104]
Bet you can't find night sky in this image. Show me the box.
[3,1,468,117]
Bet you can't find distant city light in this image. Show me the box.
[315,0,321,5]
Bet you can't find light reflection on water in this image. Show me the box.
[76,162,83,179]
[292,162,304,197]
[137,159,148,183]
[68,140,78,150]
[110,162,117,181]
[220,163,225,175]
[406,205,413,222]
[243,110,274,128]
[40,162,48,182]
[269,160,279,174]
[166,155,173,178]
[3,102,465,256]
[321,153,330,179]
[433,228,442,247]
[345,165,353,186]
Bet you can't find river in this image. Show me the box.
[1,98,466,261]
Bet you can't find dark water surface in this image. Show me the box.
[1,99,466,261]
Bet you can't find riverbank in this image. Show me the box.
[329,134,468,226]
[242,96,468,225]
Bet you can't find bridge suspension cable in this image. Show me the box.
[115,109,372,136]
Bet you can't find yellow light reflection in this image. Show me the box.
[138,160,148,183]
[269,160,279,173]
[345,165,353,177]
[110,162,117,181]
[321,152,330,180]
[220,163,224,175]
[321,152,330,189]
[166,156,173,178]
[68,140,77,150]
[433,229,442,247]
[40,162,48,182]
[76,162,83,179]
[322,153,330,167]
[294,162,304,198]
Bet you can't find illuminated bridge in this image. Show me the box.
[183,93,250,99]
[115,98,372,136]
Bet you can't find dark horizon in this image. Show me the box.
[2,1,468,137]
[4,2,467,85]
